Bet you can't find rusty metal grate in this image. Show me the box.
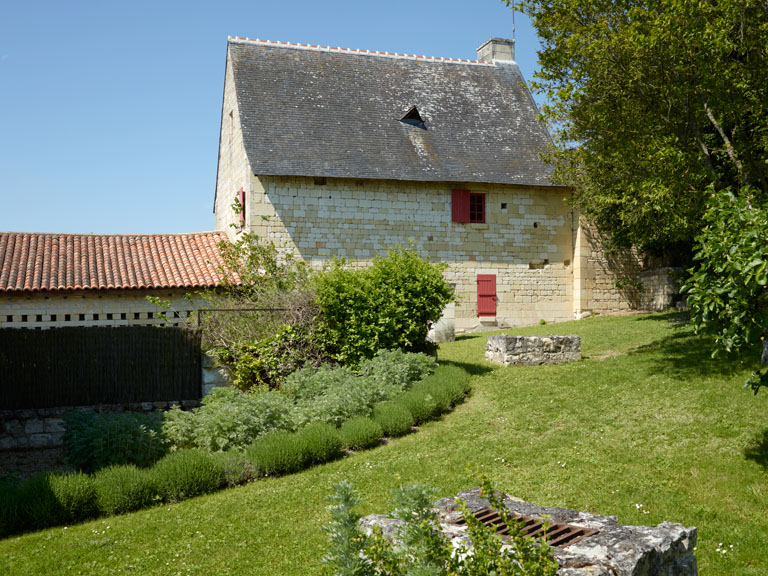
[456,507,598,548]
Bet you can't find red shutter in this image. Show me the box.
[452,189,471,223]
[238,188,245,226]
[477,274,497,316]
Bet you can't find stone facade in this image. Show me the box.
[361,487,698,576]
[217,173,674,332]
[485,334,581,366]
[218,174,584,332]
[0,289,202,329]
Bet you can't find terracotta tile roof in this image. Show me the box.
[0,232,230,293]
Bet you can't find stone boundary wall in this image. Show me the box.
[486,334,581,366]
[0,400,200,451]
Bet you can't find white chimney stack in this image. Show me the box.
[476,38,515,62]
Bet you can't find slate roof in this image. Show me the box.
[227,38,554,186]
[0,232,228,293]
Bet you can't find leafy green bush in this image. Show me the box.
[314,246,454,366]
[93,465,159,515]
[163,387,296,452]
[151,450,223,503]
[339,418,383,451]
[211,451,257,487]
[372,401,414,438]
[222,323,326,391]
[296,422,343,466]
[247,430,307,477]
[48,472,99,524]
[62,410,167,473]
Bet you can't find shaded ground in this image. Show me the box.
[0,447,70,481]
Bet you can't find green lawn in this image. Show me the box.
[2,312,767,575]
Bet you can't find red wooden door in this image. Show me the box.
[477,274,496,316]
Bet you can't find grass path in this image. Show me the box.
[1,313,767,574]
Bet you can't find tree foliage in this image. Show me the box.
[514,0,768,254]
[683,186,768,392]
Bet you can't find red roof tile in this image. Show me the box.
[0,232,230,293]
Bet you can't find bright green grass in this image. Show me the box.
[2,312,767,575]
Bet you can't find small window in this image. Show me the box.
[237,188,246,227]
[469,194,485,223]
[452,190,486,223]
[400,106,426,129]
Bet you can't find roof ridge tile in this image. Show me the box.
[228,36,496,66]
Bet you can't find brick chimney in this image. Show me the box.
[476,38,515,62]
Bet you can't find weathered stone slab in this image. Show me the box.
[486,334,581,366]
[361,488,697,576]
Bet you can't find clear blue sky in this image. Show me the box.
[0,0,542,235]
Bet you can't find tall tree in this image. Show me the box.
[512,0,768,255]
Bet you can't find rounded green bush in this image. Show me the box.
[396,390,439,425]
[372,401,414,438]
[211,451,257,487]
[339,417,383,451]
[94,465,159,515]
[0,477,21,538]
[49,472,99,524]
[151,449,224,503]
[15,473,63,530]
[296,422,343,465]
[247,430,307,477]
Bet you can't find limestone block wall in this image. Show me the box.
[214,48,252,239]
[0,401,199,451]
[243,175,578,331]
[575,224,682,315]
[0,289,201,329]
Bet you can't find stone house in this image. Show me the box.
[0,231,228,329]
[213,36,676,333]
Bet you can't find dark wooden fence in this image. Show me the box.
[0,326,201,410]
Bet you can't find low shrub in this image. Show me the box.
[62,410,167,473]
[339,417,383,451]
[282,364,357,402]
[151,450,223,503]
[163,387,296,452]
[286,366,378,428]
[247,430,307,477]
[48,472,99,524]
[396,390,439,426]
[93,465,159,515]
[372,401,414,438]
[0,477,21,537]
[296,422,343,466]
[15,473,65,531]
[211,451,257,487]
[357,349,437,396]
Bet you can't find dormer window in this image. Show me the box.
[400,106,426,129]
